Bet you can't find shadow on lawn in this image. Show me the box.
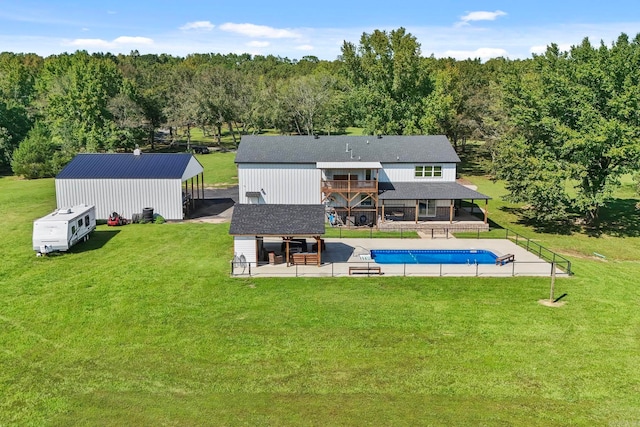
[500,198,640,237]
[596,198,640,238]
[69,230,120,253]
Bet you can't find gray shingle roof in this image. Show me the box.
[56,153,199,179]
[235,135,460,164]
[229,204,326,236]
[379,182,491,200]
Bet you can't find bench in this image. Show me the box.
[349,266,382,275]
[291,253,319,265]
[495,254,515,265]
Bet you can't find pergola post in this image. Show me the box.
[415,200,419,223]
[484,199,489,224]
[285,238,291,267]
[449,199,454,224]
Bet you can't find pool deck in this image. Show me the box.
[233,238,567,278]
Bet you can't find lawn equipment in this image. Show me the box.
[107,211,128,226]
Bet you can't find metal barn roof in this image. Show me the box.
[235,135,461,164]
[56,153,203,180]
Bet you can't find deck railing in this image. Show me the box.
[322,179,377,191]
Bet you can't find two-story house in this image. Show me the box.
[229,135,491,265]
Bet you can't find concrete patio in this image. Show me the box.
[231,237,568,278]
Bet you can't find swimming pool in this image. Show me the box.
[370,249,497,265]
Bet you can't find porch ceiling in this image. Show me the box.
[379,182,491,200]
[229,204,326,236]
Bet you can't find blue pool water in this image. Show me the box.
[370,249,497,265]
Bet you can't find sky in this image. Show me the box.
[1,0,640,61]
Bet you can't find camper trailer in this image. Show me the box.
[33,204,96,255]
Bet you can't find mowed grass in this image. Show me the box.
[193,151,238,187]
[1,172,640,425]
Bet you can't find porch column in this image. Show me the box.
[196,174,200,201]
[285,238,291,267]
[484,200,488,224]
[449,199,454,224]
[315,236,321,267]
[415,200,419,223]
[191,177,195,210]
[381,203,385,223]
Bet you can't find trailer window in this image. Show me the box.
[78,219,83,228]
[72,226,76,235]
[85,215,90,226]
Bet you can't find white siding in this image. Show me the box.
[379,163,457,182]
[234,236,257,264]
[238,164,321,204]
[56,178,183,220]
[181,157,205,180]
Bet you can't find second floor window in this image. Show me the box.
[415,165,442,178]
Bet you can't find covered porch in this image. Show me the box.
[378,181,491,228]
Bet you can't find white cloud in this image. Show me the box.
[458,10,507,26]
[113,36,153,45]
[443,47,509,60]
[247,40,270,47]
[67,36,154,49]
[295,44,314,51]
[68,38,112,48]
[219,22,299,39]
[180,21,214,31]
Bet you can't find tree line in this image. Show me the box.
[1,28,639,226]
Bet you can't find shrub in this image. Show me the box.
[11,123,58,179]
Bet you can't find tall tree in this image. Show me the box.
[0,53,40,169]
[340,28,432,134]
[497,35,640,226]
[36,51,123,153]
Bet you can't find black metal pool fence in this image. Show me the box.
[230,226,572,277]
[230,260,570,278]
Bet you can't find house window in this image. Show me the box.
[415,165,443,178]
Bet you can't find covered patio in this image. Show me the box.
[378,182,491,227]
[229,204,326,268]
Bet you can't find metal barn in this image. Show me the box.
[55,152,204,220]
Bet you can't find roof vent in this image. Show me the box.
[377,134,382,139]
[314,134,319,139]
[133,148,141,156]
[345,143,349,152]
[397,156,400,161]
[366,140,369,144]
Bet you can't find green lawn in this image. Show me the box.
[193,151,238,187]
[1,156,640,425]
